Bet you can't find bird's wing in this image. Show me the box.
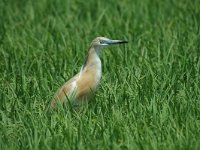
[51,73,79,107]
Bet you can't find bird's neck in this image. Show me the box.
[81,46,101,71]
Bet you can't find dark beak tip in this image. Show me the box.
[120,40,128,44]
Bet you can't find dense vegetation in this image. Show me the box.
[0,0,200,149]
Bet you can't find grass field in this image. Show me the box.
[0,0,200,149]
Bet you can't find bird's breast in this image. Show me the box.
[74,51,102,99]
[79,62,102,90]
[94,62,102,88]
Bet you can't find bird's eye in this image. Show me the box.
[100,40,104,44]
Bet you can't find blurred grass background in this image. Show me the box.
[0,0,200,149]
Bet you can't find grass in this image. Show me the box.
[0,0,200,149]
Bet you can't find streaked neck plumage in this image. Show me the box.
[79,45,102,89]
[81,46,101,72]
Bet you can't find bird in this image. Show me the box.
[51,36,128,109]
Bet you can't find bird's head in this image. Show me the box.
[90,37,128,48]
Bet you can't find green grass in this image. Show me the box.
[0,0,200,149]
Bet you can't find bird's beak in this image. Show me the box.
[106,39,128,45]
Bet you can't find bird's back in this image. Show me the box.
[51,73,79,107]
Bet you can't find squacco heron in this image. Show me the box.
[51,37,128,108]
